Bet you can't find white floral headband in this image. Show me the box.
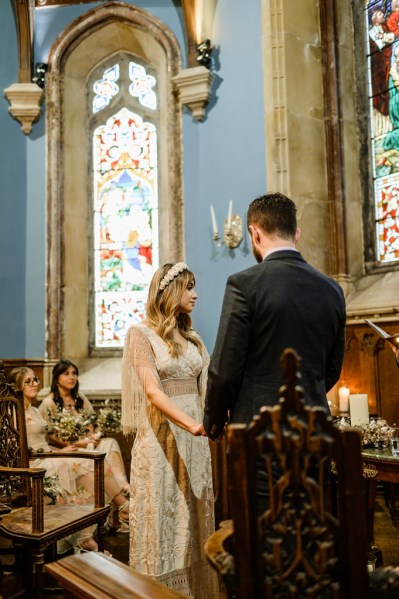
[159,262,188,291]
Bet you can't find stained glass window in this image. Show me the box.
[129,62,157,109]
[93,64,120,113]
[92,100,159,348]
[366,1,399,262]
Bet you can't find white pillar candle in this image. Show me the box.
[227,199,233,230]
[338,385,350,413]
[210,205,218,236]
[349,394,369,426]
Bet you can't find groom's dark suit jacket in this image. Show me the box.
[203,250,346,440]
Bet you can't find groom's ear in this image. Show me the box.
[248,224,261,245]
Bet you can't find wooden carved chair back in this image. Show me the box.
[0,368,31,508]
[227,349,368,598]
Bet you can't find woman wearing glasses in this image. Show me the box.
[8,366,130,551]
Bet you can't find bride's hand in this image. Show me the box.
[189,423,207,437]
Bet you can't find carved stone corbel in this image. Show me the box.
[4,82,43,134]
[173,66,213,121]
[4,0,43,134]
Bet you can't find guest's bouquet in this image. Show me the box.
[94,399,122,436]
[334,416,392,449]
[47,409,91,444]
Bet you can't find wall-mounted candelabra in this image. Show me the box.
[210,200,243,249]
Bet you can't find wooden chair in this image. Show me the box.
[0,360,111,598]
[45,551,187,598]
[205,348,399,599]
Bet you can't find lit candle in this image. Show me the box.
[227,199,233,230]
[210,205,218,236]
[338,385,349,413]
[349,394,369,426]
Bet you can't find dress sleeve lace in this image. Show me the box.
[121,325,162,434]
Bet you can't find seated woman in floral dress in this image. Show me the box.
[8,366,129,550]
[39,359,129,499]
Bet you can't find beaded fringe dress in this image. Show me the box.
[122,324,219,599]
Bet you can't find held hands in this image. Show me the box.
[190,422,208,437]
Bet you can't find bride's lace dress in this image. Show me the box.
[122,324,219,599]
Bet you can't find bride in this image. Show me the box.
[122,262,218,598]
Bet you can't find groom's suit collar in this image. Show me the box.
[263,248,304,261]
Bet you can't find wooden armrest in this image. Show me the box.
[205,520,236,592]
[29,451,105,509]
[0,465,46,477]
[45,551,186,598]
[30,450,106,460]
[0,503,11,515]
[204,519,234,574]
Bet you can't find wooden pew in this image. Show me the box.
[45,552,186,598]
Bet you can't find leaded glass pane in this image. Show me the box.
[375,174,399,261]
[93,64,120,114]
[129,62,157,110]
[93,107,159,348]
[366,1,399,262]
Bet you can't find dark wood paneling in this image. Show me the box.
[2,358,45,389]
[342,323,399,425]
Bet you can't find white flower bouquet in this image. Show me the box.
[335,416,392,449]
[47,410,91,444]
[43,474,61,504]
[92,400,122,436]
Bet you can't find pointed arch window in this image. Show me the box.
[90,59,159,349]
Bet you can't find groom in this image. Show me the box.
[203,192,346,440]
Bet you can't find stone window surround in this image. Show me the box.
[45,3,184,372]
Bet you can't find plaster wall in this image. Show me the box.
[0,2,28,357]
[1,0,382,367]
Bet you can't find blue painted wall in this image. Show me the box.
[0,0,265,357]
[0,1,27,357]
[186,0,265,350]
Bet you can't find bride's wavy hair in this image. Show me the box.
[146,263,202,357]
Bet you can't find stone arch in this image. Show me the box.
[45,2,183,362]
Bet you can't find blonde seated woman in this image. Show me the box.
[9,366,129,552]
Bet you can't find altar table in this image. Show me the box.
[362,447,399,563]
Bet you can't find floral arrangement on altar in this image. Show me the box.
[334,416,393,449]
[47,410,91,444]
